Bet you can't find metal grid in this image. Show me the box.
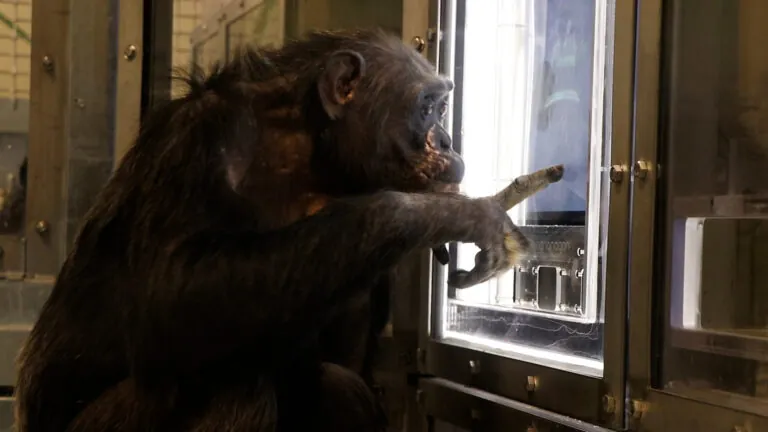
[0,0,31,104]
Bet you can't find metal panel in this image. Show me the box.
[0,279,53,387]
[0,397,13,432]
[114,0,145,167]
[420,378,613,432]
[24,0,71,278]
[424,341,603,424]
[640,389,768,432]
[625,0,662,428]
[25,0,120,276]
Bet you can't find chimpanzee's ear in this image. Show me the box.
[318,50,366,120]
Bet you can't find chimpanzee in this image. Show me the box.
[14,29,553,431]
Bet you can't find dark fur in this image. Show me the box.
[14,29,521,431]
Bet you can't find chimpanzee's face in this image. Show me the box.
[317,39,464,193]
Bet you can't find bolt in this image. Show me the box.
[602,394,616,414]
[123,44,138,61]
[74,98,85,108]
[42,56,54,73]
[609,165,625,183]
[468,360,480,374]
[525,375,539,392]
[634,160,651,180]
[411,36,426,53]
[34,220,50,235]
[470,408,482,420]
[630,399,649,419]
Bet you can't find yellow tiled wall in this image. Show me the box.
[0,0,207,102]
[0,0,31,102]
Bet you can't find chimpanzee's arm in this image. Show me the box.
[129,191,517,380]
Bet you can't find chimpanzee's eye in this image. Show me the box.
[438,102,449,118]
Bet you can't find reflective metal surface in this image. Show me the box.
[421,0,634,428]
[420,378,613,432]
[656,0,768,420]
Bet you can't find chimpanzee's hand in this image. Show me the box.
[447,197,530,289]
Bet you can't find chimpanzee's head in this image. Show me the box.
[311,30,464,193]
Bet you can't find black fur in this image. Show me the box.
[14,29,519,431]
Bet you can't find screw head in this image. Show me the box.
[634,160,651,180]
[34,220,50,235]
[42,56,54,72]
[411,36,426,53]
[468,359,480,374]
[123,45,138,61]
[609,165,625,183]
[602,394,616,413]
[525,375,539,392]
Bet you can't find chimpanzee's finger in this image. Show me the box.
[447,250,495,289]
[433,245,450,265]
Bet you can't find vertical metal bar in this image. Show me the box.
[600,0,637,429]
[114,0,145,168]
[418,0,448,369]
[626,0,663,417]
[141,0,173,113]
[24,0,70,279]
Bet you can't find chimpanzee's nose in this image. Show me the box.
[439,134,452,151]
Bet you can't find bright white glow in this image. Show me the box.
[436,0,613,369]
[454,0,536,306]
[681,218,704,328]
[444,330,604,376]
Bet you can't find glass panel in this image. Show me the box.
[0,0,30,239]
[193,33,224,70]
[172,0,204,97]
[226,0,285,58]
[434,0,615,376]
[661,0,768,409]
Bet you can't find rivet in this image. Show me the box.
[34,220,50,235]
[123,44,138,61]
[42,56,54,72]
[630,399,649,419]
[634,160,652,180]
[609,164,626,183]
[525,375,539,392]
[468,359,480,374]
[411,36,426,53]
[602,394,616,413]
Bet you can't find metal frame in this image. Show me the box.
[418,0,635,428]
[629,0,768,430]
[624,0,662,428]
[114,1,144,167]
[420,378,613,432]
